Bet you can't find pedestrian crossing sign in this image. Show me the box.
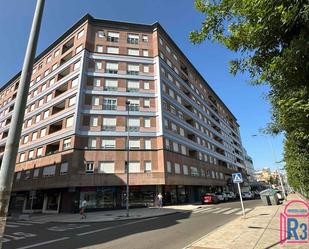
[232,173,243,183]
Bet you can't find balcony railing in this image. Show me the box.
[127,88,139,92]
[103,105,117,110]
[127,105,139,111]
[106,69,118,74]
[127,38,139,44]
[104,86,118,91]
[107,37,119,43]
[102,125,116,131]
[127,126,140,132]
[127,71,139,75]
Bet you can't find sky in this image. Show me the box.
[0,0,284,171]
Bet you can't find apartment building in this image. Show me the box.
[0,14,246,213]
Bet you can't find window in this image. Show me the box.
[46,56,52,63]
[37,147,43,157]
[92,96,100,106]
[107,47,119,54]
[88,138,97,148]
[144,139,151,149]
[102,117,116,130]
[129,161,140,173]
[181,145,186,155]
[41,83,46,91]
[94,78,101,87]
[96,62,103,70]
[16,172,21,180]
[96,45,103,53]
[166,45,171,53]
[43,165,56,177]
[32,131,37,141]
[19,153,25,162]
[63,138,71,149]
[129,139,140,149]
[77,29,84,39]
[144,161,152,172]
[97,30,105,38]
[143,65,149,73]
[171,123,177,132]
[101,139,116,149]
[66,116,74,127]
[47,93,52,102]
[183,165,189,175]
[127,99,140,111]
[85,162,94,173]
[60,162,69,175]
[23,135,29,144]
[99,161,115,173]
[74,60,81,70]
[69,96,76,106]
[52,63,58,71]
[159,37,163,45]
[127,64,139,75]
[175,163,181,174]
[127,81,139,92]
[128,48,139,56]
[76,45,83,53]
[142,50,149,57]
[25,170,31,180]
[107,32,119,42]
[144,118,151,128]
[144,99,150,108]
[128,118,140,131]
[179,127,185,136]
[127,34,139,44]
[30,104,35,112]
[44,69,49,77]
[106,62,118,74]
[142,35,148,42]
[39,127,46,138]
[103,98,117,110]
[144,82,150,90]
[72,77,79,87]
[33,168,39,178]
[173,142,179,152]
[90,116,98,126]
[104,79,118,90]
[167,161,172,173]
[43,110,49,119]
[169,89,175,98]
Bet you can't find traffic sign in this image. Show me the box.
[232,173,243,183]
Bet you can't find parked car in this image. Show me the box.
[201,193,219,204]
[214,192,225,202]
[224,191,236,200]
[241,192,254,200]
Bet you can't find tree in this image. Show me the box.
[190,0,309,194]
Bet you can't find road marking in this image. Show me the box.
[212,208,231,214]
[201,207,221,213]
[193,207,213,213]
[5,224,19,228]
[235,208,252,215]
[7,222,32,226]
[19,221,46,224]
[77,217,157,236]
[48,224,90,232]
[16,237,70,249]
[222,208,241,214]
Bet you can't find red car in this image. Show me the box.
[201,193,219,204]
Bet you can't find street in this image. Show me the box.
[3,200,262,249]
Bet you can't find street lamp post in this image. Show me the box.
[125,101,131,217]
[0,1,45,247]
[252,134,287,200]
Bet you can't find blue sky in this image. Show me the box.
[0,0,284,170]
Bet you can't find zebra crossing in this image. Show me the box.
[5,220,47,228]
[190,206,252,215]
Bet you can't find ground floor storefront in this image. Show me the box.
[9,184,233,214]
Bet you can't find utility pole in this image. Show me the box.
[125,100,131,217]
[0,0,45,246]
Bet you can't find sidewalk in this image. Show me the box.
[186,194,308,249]
[11,204,200,223]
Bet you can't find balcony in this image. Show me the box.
[54,83,68,98]
[127,126,140,132]
[106,69,118,74]
[127,71,139,75]
[127,38,138,44]
[127,87,139,92]
[51,101,65,115]
[102,125,116,131]
[104,86,117,91]
[107,36,119,43]
[48,120,63,135]
[103,105,117,111]
[46,142,60,155]
[62,38,74,54]
[60,52,73,66]
[127,105,139,112]
[57,67,70,81]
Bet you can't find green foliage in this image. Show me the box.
[190,0,309,192]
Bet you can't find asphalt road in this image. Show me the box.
[3,199,262,249]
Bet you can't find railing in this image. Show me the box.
[103,105,117,110]
[107,37,119,43]
[127,38,139,44]
[102,125,116,131]
[127,126,140,132]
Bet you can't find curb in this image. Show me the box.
[14,210,180,224]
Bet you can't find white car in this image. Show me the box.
[215,192,225,202]
[241,192,254,199]
[224,191,236,200]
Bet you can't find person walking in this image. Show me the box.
[80,199,87,219]
[157,193,163,209]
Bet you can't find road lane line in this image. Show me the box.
[235,208,252,215]
[212,208,231,214]
[5,224,19,228]
[7,222,32,226]
[77,217,157,236]
[222,208,240,214]
[16,237,70,249]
